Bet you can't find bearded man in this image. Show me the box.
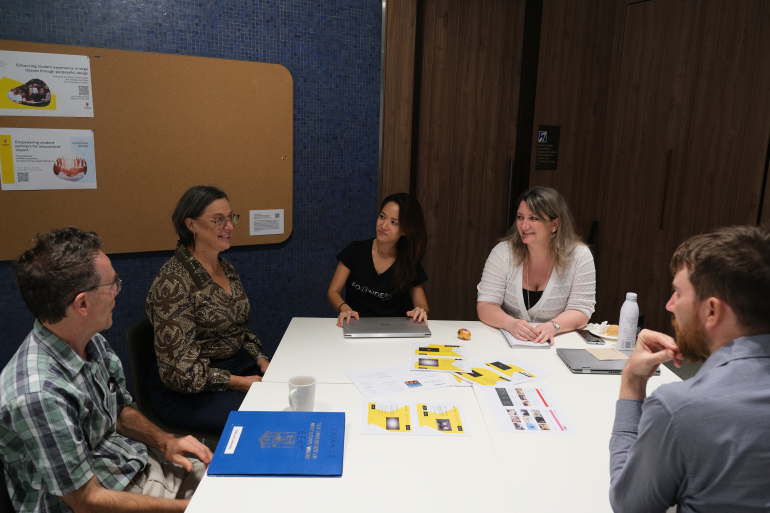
[609,225,770,513]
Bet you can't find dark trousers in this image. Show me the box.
[148,348,260,435]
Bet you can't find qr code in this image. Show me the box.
[78,85,90,96]
[17,172,29,182]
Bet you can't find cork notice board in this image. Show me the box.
[0,40,293,260]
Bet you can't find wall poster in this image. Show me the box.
[0,50,94,117]
[1,127,97,190]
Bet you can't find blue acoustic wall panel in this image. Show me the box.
[0,0,382,395]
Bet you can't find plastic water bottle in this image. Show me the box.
[617,293,639,350]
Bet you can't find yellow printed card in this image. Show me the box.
[416,403,468,435]
[455,367,512,387]
[363,403,413,434]
[412,357,470,372]
[361,402,470,436]
[412,342,467,358]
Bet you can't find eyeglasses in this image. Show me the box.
[68,277,122,304]
[200,214,239,228]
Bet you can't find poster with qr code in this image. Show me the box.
[0,50,94,117]
[0,128,96,190]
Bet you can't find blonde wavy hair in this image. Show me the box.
[502,186,584,277]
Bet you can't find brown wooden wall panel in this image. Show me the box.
[381,0,417,200]
[595,0,770,333]
[0,40,293,260]
[594,0,690,331]
[417,0,526,321]
[528,0,625,242]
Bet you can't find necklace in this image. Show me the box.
[525,257,553,323]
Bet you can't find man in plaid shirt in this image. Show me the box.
[0,227,212,512]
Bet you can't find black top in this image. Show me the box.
[337,239,428,317]
[523,288,543,310]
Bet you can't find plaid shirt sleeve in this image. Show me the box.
[12,387,95,496]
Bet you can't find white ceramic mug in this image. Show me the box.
[288,375,316,411]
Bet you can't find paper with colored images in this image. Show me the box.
[454,357,550,387]
[412,342,468,358]
[0,50,94,117]
[411,354,470,372]
[362,402,469,436]
[1,128,96,191]
[483,386,574,433]
[345,366,454,399]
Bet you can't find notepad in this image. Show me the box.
[500,328,551,348]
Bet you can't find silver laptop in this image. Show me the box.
[556,348,660,375]
[342,317,432,338]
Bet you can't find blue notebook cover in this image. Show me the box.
[208,411,345,477]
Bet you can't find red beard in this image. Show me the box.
[671,316,710,363]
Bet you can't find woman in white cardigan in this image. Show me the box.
[477,187,596,345]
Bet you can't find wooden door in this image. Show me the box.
[415,0,526,320]
[597,0,770,334]
[594,0,691,331]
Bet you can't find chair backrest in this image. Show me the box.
[126,317,155,414]
[0,462,15,513]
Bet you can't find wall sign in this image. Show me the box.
[535,125,560,170]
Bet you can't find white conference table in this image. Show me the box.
[188,318,681,512]
[186,384,514,513]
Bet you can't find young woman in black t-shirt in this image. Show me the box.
[328,193,429,327]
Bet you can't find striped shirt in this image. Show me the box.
[610,334,770,513]
[0,321,147,512]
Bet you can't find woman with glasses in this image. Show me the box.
[145,185,268,434]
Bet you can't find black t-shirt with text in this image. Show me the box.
[337,239,428,317]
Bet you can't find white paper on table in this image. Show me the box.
[410,353,470,372]
[361,401,469,436]
[483,386,575,434]
[500,328,551,348]
[454,357,551,387]
[345,366,454,399]
[411,341,468,358]
[450,373,472,387]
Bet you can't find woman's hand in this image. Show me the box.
[509,318,538,341]
[533,321,557,345]
[406,307,428,324]
[337,307,360,327]
[228,375,263,394]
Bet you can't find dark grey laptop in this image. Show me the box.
[342,317,431,338]
[556,348,660,375]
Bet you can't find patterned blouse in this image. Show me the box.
[145,243,267,393]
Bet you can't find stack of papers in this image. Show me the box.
[453,357,550,386]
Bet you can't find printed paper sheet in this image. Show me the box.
[362,402,469,436]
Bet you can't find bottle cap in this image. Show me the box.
[626,292,637,301]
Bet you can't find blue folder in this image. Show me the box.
[207,411,345,477]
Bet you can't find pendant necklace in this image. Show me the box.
[526,257,553,323]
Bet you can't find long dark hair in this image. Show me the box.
[172,185,229,250]
[382,193,427,294]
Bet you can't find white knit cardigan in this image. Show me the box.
[476,241,596,322]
